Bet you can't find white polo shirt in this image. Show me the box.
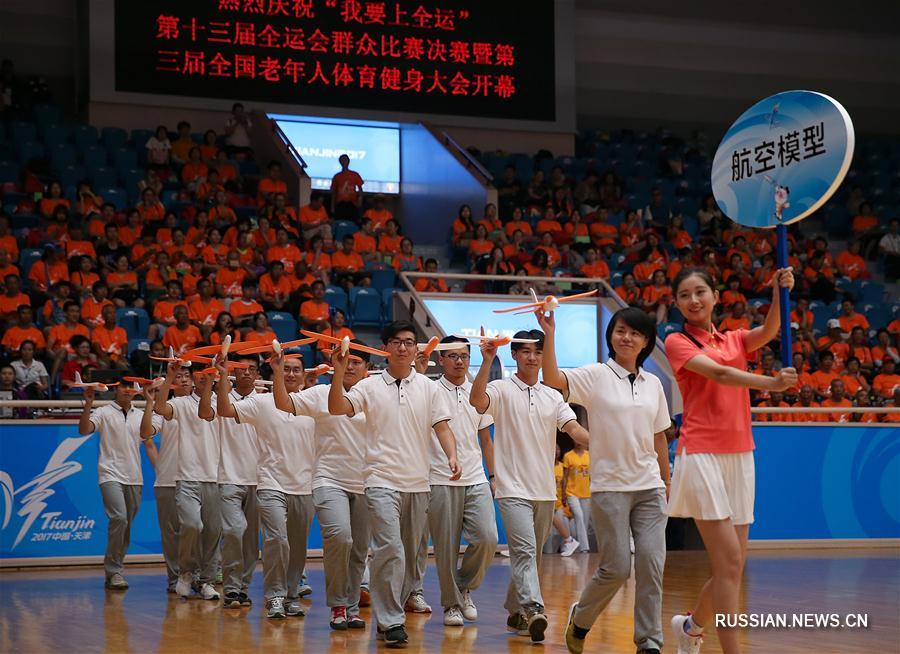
[291,383,367,495]
[233,392,315,495]
[345,368,452,493]
[91,403,162,486]
[564,359,671,492]
[153,415,180,488]
[430,376,493,487]
[218,388,260,486]
[482,374,576,501]
[169,393,220,483]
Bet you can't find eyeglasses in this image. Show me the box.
[242,366,259,374]
[444,353,470,362]
[387,338,416,349]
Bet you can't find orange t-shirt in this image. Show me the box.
[216,267,248,298]
[153,299,180,326]
[246,328,277,345]
[0,292,31,316]
[162,324,202,355]
[331,170,364,204]
[289,273,316,297]
[71,271,100,292]
[535,219,562,235]
[580,261,610,279]
[468,239,494,258]
[318,326,355,351]
[719,315,751,332]
[615,285,642,305]
[790,401,823,423]
[754,401,790,423]
[92,324,129,360]
[332,250,365,272]
[379,234,403,255]
[257,177,287,203]
[188,298,225,326]
[64,240,97,260]
[210,330,241,346]
[363,208,392,231]
[137,202,166,223]
[267,245,303,272]
[836,251,867,279]
[810,370,840,396]
[299,204,329,227]
[840,373,865,396]
[229,299,263,321]
[48,323,90,353]
[632,262,657,284]
[353,232,377,254]
[720,290,748,311]
[259,273,293,298]
[300,300,330,323]
[872,374,900,399]
[392,254,422,273]
[1,325,46,352]
[505,220,533,238]
[851,215,878,234]
[202,243,229,266]
[40,197,70,217]
[670,229,693,249]
[838,313,869,334]
[414,278,449,293]
[106,270,138,289]
[821,397,853,423]
[81,297,113,327]
[536,245,560,268]
[28,260,70,292]
[209,205,237,224]
[643,284,672,307]
[0,234,20,259]
[181,162,208,184]
[306,251,332,273]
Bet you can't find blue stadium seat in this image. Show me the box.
[381,288,394,321]
[58,164,85,189]
[111,148,137,172]
[127,338,151,356]
[101,187,128,210]
[33,104,63,127]
[333,220,358,242]
[19,248,44,286]
[50,144,77,170]
[349,287,383,327]
[130,128,153,149]
[81,145,108,170]
[324,286,348,315]
[370,268,396,290]
[860,282,884,305]
[101,127,128,151]
[116,307,149,340]
[89,167,117,189]
[9,121,37,147]
[41,124,70,149]
[16,141,45,163]
[0,160,19,183]
[73,125,98,150]
[267,311,298,342]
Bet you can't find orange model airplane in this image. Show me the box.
[70,371,119,392]
[454,326,540,347]
[299,330,390,358]
[493,288,598,315]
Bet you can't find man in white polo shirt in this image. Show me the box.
[328,320,460,649]
[420,335,499,628]
[214,354,315,620]
[199,352,260,610]
[470,329,589,643]
[140,370,191,594]
[154,363,221,601]
[272,341,372,631]
[79,377,161,590]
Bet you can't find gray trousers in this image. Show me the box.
[100,482,141,578]
[426,483,498,611]
[497,497,554,615]
[257,488,313,600]
[220,483,259,595]
[573,489,667,651]
[313,486,370,613]
[175,480,221,585]
[567,495,594,552]
[154,486,179,588]
[366,487,429,629]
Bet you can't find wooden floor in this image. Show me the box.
[1,549,898,653]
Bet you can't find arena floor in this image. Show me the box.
[2,548,898,653]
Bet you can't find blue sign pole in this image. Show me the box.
[775,224,792,366]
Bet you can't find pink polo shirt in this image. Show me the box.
[665,324,754,455]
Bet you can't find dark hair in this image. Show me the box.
[382,320,417,343]
[511,329,543,352]
[231,351,259,366]
[439,334,470,353]
[350,338,371,363]
[69,334,90,349]
[605,307,657,367]
[241,279,256,290]
[672,268,715,295]
[820,351,834,361]
[63,300,79,312]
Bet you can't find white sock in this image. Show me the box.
[684,615,704,636]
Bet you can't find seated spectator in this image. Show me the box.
[574,171,600,215]
[378,219,403,259]
[332,235,366,288]
[330,154,364,222]
[71,256,100,297]
[298,192,332,242]
[821,379,853,422]
[523,249,551,278]
[259,261,293,313]
[666,247,694,281]
[39,181,70,218]
[847,327,874,374]
[146,250,178,294]
[209,311,241,346]
[200,129,220,162]
[145,125,172,170]
[468,224,494,260]
[209,190,237,225]
[0,364,22,417]
[28,246,69,298]
[503,230,529,267]
[197,168,224,203]
[817,320,849,370]
[720,301,751,333]
[137,187,166,223]
[791,384,823,423]
[878,219,899,280]
[452,204,476,249]
[414,259,449,292]
[872,359,899,400]
[803,252,836,303]
[75,181,103,218]
[47,300,90,381]
[214,150,239,185]
[852,390,879,423]
[131,338,169,379]
[223,102,253,158]
[535,207,562,236]
[721,255,754,295]
[872,329,899,368]
[250,215,275,250]
[42,281,75,326]
[353,219,379,262]
[229,280,264,326]
[619,210,644,252]
[181,146,208,192]
[836,241,868,280]
[317,310,354,359]
[306,235,333,276]
[289,260,318,305]
[883,389,900,423]
[363,194,393,232]
[107,254,142,308]
[0,216,19,260]
[2,306,46,356]
[840,357,871,396]
[392,238,422,273]
[477,247,514,279]
[504,207,533,242]
[579,246,610,282]
[165,228,199,264]
[720,276,748,313]
[201,228,228,270]
[0,274,29,324]
[117,211,143,248]
[792,326,816,360]
[11,340,48,400]
[851,202,880,255]
[837,298,869,335]
[216,251,249,299]
[667,213,693,250]
[642,269,672,324]
[0,249,17,283]
[790,296,814,332]
[137,167,164,198]
[162,304,202,355]
[642,188,672,230]
[755,391,789,423]
[188,278,225,337]
[170,121,195,165]
[92,303,129,368]
[299,280,330,331]
[61,335,99,389]
[810,351,841,398]
[563,210,589,247]
[180,257,205,300]
[535,232,561,268]
[477,203,503,238]
[258,160,287,207]
[526,170,549,209]
[149,280,185,338]
[246,311,277,345]
[265,227,303,273]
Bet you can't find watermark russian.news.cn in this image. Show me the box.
[715,613,870,629]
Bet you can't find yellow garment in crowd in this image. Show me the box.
[563,449,591,499]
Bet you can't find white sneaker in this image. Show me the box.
[671,614,703,654]
[200,583,220,600]
[443,606,464,626]
[630,534,635,554]
[461,590,477,621]
[175,572,193,598]
[560,538,580,557]
[404,592,432,613]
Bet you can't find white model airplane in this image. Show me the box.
[149,346,193,367]
[493,288,598,315]
[455,326,540,347]
[300,330,390,358]
[70,371,119,392]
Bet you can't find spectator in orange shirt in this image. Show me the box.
[872,329,899,369]
[246,311,277,346]
[378,219,403,258]
[61,335,100,389]
[755,391,790,423]
[452,204,476,250]
[791,384,823,423]
[215,251,249,299]
[535,207,562,237]
[170,121,196,165]
[790,296,814,332]
[579,246,610,282]
[837,298,869,335]
[0,215,20,260]
[258,161,288,207]
[414,258,449,293]
[298,192,333,242]
[535,231,561,268]
[851,390,879,424]
[720,276,748,313]
[199,129,220,163]
[614,272,642,307]
[504,207,534,242]
[666,247,694,281]
[353,219,379,262]
[667,213,693,250]
[476,202,503,238]
[299,280,330,331]
[851,202,882,257]
[816,320,849,370]
[0,274,29,324]
[145,250,178,294]
[1,305,47,355]
[162,304,202,355]
[836,241,868,280]
[872,359,900,400]
[62,224,97,261]
[332,235,366,288]
[92,303,129,368]
[468,224,494,261]
[188,278,224,338]
[631,259,658,286]
[107,254,142,308]
[196,168,224,203]
[810,351,841,398]
[229,280,264,327]
[306,235,333,276]
[214,150,239,185]
[259,260,293,313]
[562,210,589,247]
[209,311,241,346]
[28,247,70,297]
[209,190,237,225]
[642,269,672,324]
[821,379,853,422]
[330,154,364,221]
[266,192,299,233]
[137,187,166,223]
[70,256,100,297]
[882,389,900,424]
[719,301,751,333]
[117,210,143,248]
[847,326,874,374]
[289,260,318,304]
[48,300,90,380]
[318,309,355,357]
[392,238,423,274]
[363,194,393,232]
[149,280,185,340]
[80,281,113,329]
[39,181,70,218]
[840,357,871,396]
[0,248,18,283]
[181,146,208,192]
[266,227,303,273]
[201,228,229,270]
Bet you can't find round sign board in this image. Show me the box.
[711,91,854,229]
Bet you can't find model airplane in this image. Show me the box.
[299,330,390,358]
[123,375,162,386]
[231,337,317,355]
[70,371,119,392]
[417,336,468,356]
[149,346,193,367]
[455,326,539,347]
[493,288,598,315]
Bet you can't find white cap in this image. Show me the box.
[790,322,800,330]
[826,318,841,329]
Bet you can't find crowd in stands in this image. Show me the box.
[0,86,897,421]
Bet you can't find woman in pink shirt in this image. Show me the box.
[664,267,797,654]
